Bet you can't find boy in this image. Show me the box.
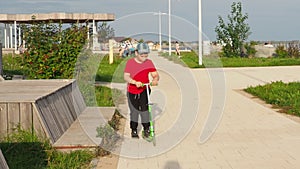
[124,42,159,138]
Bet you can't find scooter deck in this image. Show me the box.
[142,131,156,146]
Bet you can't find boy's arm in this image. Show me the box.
[124,72,135,84]
[150,71,159,86]
[124,72,143,87]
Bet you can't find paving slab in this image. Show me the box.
[113,51,300,169]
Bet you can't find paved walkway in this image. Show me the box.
[109,51,300,169]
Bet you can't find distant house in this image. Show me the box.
[145,41,155,50]
[111,36,127,47]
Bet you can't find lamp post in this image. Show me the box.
[154,11,167,51]
[198,0,203,65]
[168,0,171,56]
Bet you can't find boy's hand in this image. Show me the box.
[135,81,143,88]
[151,80,158,86]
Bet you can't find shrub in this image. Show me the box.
[244,41,257,57]
[21,22,87,79]
[287,42,300,58]
[275,45,288,58]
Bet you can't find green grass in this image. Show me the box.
[221,57,300,67]
[72,51,127,106]
[0,126,95,169]
[162,51,300,68]
[95,54,128,83]
[245,81,300,117]
[95,86,125,107]
[2,54,24,79]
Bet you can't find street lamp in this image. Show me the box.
[168,0,171,56]
[154,11,167,51]
[198,0,203,65]
[166,0,201,60]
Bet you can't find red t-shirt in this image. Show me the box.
[124,58,156,94]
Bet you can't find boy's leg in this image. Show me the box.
[139,90,150,136]
[127,92,140,138]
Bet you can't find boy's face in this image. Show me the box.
[135,51,148,62]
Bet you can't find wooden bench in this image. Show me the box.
[0,79,85,144]
[0,149,9,169]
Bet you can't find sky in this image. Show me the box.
[0,0,299,42]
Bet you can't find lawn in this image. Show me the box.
[245,81,300,117]
[0,127,95,169]
[160,51,300,68]
[95,54,128,83]
[1,53,24,79]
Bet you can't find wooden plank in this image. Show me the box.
[64,86,78,120]
[61,83,84,122]
[54,92,73,130]
[0,103,8,137]
[35,99,59,143]
[57,92,74,126]
[7,103,20,132]
[56,91,71,132]
[43,98,61,142]
[72,83,86,116]
[46,94,65,135]
[66,85,81,122]
[0,149,9,169]
[32,104,48,141]
[70,81,86,114]
[20,102,33,131]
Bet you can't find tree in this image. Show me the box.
[215,2,251,57]
[97,22,115,43]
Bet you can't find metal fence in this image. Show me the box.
[267,40,300,49]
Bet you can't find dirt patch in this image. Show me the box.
[96,112,126,169]
[96,153,119,169]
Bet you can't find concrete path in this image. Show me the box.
[112,51,300,169]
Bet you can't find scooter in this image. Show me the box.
[142,83,156,146]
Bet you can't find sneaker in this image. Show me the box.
[131,130,139,138]
[142,129,153,142]
[143,129,150,138]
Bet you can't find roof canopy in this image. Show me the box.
[0,12,115,24]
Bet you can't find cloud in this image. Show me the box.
[16,0,72,3]
[1,0,300,41]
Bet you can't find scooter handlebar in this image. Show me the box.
[142,82,151,87]
[142,82,158,87]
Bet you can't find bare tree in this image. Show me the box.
[97,22,115,43]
